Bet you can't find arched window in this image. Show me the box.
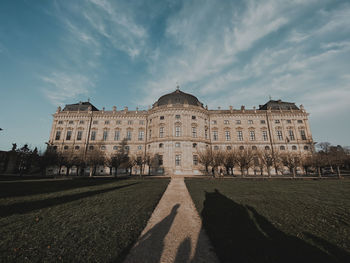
[265,146,270,150]
[239,146,244,150]
[280,146,285,150]
[292,145,297,150]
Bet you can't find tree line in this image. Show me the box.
[197,142,350,178]
[6,139,163,177]
[5,141,349,178]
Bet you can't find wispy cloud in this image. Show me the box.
[41,72,93,106]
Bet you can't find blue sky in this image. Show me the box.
[0,0,349,151]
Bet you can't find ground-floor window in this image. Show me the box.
[193,155,198,165]
[175,155,181,166]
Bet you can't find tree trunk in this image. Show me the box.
[292,167,296,178]
[267,167,271,178]
[337,166,341,179]
[318,167,321,178]
[241,168,244,177]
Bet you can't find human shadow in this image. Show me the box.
[0,178,123,198]
[174,237,191,263]
[201,189,350,263]
[124,204,179,263]
[0,183,139,217]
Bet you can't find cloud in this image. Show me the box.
[41,72,93,106]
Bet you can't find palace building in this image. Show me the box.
[48,87,314,175]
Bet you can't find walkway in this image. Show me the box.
[124,178,219,263]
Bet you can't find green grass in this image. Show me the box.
[0,178,169,262]
[185,178,350,263]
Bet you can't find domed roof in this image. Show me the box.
[155,87,203,108]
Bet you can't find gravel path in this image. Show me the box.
[124,177,219,263]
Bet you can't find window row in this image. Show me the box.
[212,130,307,141]
[211,119,303,125]
[57,120,146,125]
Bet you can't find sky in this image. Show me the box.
[0,0,349,151]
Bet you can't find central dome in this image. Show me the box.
[155,87,204,108]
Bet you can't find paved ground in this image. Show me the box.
[124,177,219,263]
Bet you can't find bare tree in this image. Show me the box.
[211,150,224,177]
[256,149,274,177]
[197,147,213,175]
[300,154,313,176]
[329,145,347,178]
[280,152,301,178]
[222,150,235,176]
[85,147,106,177]
[107,139,129,176]
[235,148,254,177]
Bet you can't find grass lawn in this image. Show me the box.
[0,177,169,262]
[185,178,350,263]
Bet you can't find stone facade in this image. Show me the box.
[48,88,314,175]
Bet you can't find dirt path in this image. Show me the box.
[124,177,219,263]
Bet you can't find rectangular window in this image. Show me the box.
[300,130,307,140]
[138,130,144,141]
[175,142,180,148]
[116,120,121,125]
[262,131,268,141]
[224,120,229,124]
[91,131,96,141]
[128,120,133,125]
[287,120,291,124]
[225,131,230,141]
[193,155,198,166]
[248,120,253,124]
[55,131,61,140]
[236,120,241,124]
[158,155,163,166]
[237,131,243,141]
[275,120,280,124]
[175,115,181,119]
[114,130,120,141]
[93,120,98,124]
[249,131,255,141]
[192,116,196,120]
[79,120,84,124]
[175,155,181,166]
[213,131,218,141]
[103,130,108,141]
[105,120,110,125]
[127,130,132,140]
[289,130,295,141]
[58,121,63,124]
[192,127,197,138]
[66,130,72,140]
[298,120,303,124]
[69,121,74,124]
[160,116,164,120]
[149,129,152,139]
[175,126,181,137]
[260,120,266,124]
[77,131,83,141]
[139,120,144,125]
[277,130,283,141]
[159,127,164,138]
[212,120,217,124]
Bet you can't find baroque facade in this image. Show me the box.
[48,88,314,175]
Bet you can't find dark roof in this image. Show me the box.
[62,102,99,111]
[258,100,299,110]
[155,88,203,107]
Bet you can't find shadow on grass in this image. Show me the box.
[201,189,350,263]
[0,178,123,198]
[123,204,179,263]
[0,183,139,218]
